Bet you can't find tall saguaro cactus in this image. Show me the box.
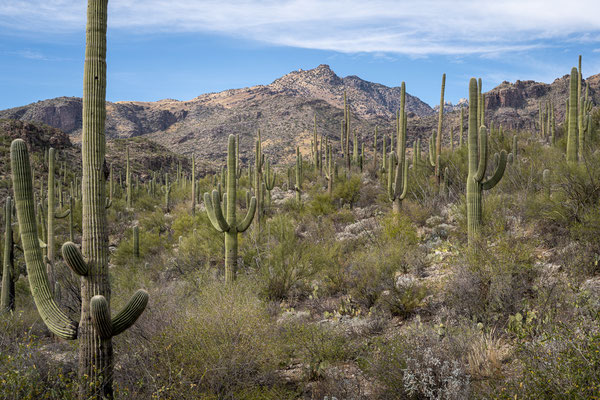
[205,135,256,282]
[11,3,149,398]
[388,82,409,213]
[567,67,579,164]
[191,154,196,216]
[295,146,303,203]
[435,73,446,184]
[466,78,507,242]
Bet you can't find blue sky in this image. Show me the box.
[1,0,600,110]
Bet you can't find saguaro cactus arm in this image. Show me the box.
[10,139,78,339]
[482,151,507,190]
[237,196,257,232]
[62,241,89,276]
[204,191,229,232]
[474,126,488,182]
[91,289,149,339]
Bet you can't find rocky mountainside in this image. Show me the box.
[0,119,195,199]
[1,65,599,165]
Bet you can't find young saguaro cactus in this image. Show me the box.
[1,197,18,312]
[388,82,409,213]
[466,78,507,242]
[204,134,257,283]
[47,148,71,292]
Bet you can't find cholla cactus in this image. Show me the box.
[204,135,256,282]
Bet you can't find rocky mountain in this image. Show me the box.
[1,65,599,166]
[0,119,196,199]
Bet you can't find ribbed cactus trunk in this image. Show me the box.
[47,148,56,290]
[80,1,113,396]
[126,146,131,208]
[295,147,302,203]
[566,67,578,163]
[388,82,408,213]
[191,155,196,216]
[205,135,256,283]
[466,78,507,243]
[435,73,446,184]
[467,79,482,240]
[1,198,15,312]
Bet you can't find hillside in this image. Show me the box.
[1,65,600,165]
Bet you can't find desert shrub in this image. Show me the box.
[259,214,324,300]
[447,234,538,324]
[141,280,286,399]
[282,322,354,381]
[366,322,471,399]
[507,314,600,399]
[350,214,425,309]
[308,193,336,216]
[333,174,361,208]
[0,313,78,400]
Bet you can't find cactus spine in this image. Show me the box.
[435,73,446,183]
[567,67,578,163]
[204,134,257,282]
[466,78,507,243]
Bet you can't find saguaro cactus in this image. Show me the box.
[133,226,140,258]
[1,197,17,312]
[11,3,149,398]
[264,159,276,209]
[191,154,196,215]
[435,73,446,183]
[388,82,409,213]
[466,78,507,242]
[126,145,132,208]
[567,67,579,163]
[205,135,256,282]
[295,147,303,202]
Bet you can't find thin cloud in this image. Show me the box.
[1,0,599,56]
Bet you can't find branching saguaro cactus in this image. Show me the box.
[11,3,148,398]
[567,67,579,163]
[466,78,507,243]
[205,134,256,283]
[12,140,148,398]
[388,82,409,213]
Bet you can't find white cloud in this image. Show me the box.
[1,0,600,56]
